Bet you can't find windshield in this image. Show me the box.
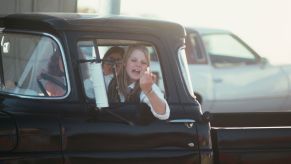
[202,34,257,67]
[0,32,68,98]
[177,47,194,97]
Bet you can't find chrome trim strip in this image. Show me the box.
[169,119,196,123]
[0,29,71,100]
[212,126,291,129]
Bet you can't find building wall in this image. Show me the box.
[0,0,77,15]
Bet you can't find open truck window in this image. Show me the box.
[78,39,166,101]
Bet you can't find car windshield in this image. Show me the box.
[202,34,257,67]
[177,46,194,97]
[0,32,68,98]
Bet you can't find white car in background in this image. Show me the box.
[185,27,291,113]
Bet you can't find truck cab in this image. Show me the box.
[0,13,210,164]
[185,27,291,113]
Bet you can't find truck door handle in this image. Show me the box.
[168,119,196,128]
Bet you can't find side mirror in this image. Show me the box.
[202,111,212,123]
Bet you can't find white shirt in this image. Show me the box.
[84,77,170,120]
[119,83,170,120]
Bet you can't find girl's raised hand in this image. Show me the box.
[140,67,156,93]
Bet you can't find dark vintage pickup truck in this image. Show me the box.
[0,13,291,164]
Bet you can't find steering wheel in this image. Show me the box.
[37,72,66,96]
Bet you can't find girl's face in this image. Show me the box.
[103,53,123,75]
[125,49,148,83]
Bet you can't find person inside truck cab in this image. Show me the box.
[107,45,170,120]
[102,46,124,90]
[37,51,67,96]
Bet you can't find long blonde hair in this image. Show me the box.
[108,45,150,102]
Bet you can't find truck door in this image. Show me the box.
[0,111,17,153]
[0,30,63,163]
[62,104,199,164]
[0,101,62,164]
[61,37,200,164]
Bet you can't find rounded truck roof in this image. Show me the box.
[0,13,186,38]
